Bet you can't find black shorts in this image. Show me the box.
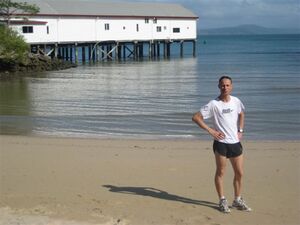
[213,141,243,158]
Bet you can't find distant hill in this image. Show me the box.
[199,24,300,35]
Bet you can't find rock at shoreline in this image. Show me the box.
[0,53,76,75]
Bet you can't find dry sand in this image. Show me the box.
[0,135,299,225]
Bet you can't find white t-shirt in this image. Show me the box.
[200,95,245,144]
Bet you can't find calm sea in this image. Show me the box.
[0,34,299,140]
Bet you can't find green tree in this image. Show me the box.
[0,25,29,66]
[0,0,39,26]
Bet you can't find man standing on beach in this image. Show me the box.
[192,75,252,213]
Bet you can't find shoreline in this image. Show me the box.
[0,135,299,225]
[0,54,76,78]
[1,132,300,142]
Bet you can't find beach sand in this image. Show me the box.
[0,135,299,225]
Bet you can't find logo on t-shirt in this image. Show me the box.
[222,108,233,114]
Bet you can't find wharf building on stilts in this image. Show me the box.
[4,0,198,63]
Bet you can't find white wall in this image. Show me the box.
[97,18,153,41]
[12,16,197,44]
[169,19,197,39]
[11,23,48,43]
[57,17,96,42]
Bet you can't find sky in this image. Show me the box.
[115,0,300,29]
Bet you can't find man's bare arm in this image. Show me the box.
[192,112,225,140]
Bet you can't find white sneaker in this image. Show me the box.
[232,198,252,212]
[219,198,231,213]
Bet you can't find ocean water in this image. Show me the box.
[0,34,299,140]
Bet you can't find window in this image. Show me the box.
[22,26,33,33]
[123,26,126,30]
[156,26,161,32]
[164,26,167,30]
[145,18,149,24]
[47,26,49,34]
[136,24,139,32]
[173,28,180,33]
[104,23,109,30]
[153,18,157,24]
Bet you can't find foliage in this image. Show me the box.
[0,0,39,26]
[0,25,29,65]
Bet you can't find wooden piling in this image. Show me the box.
[193,40,196,57]
[54,43,58,58]
[180,40,184,57]
[75,43,78,64]
[44,38,196,63]
[82,46,86,62]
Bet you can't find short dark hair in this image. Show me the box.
[219,75,232,83]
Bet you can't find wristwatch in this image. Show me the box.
[238,129,244,133]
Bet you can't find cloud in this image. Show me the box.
[184,0,299,17]
[181,0,300,28]
[100,0,300,29]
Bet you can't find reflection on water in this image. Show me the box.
[0,78,34,135]
[0,58,203,138]
[0,79,31,115]
[28,58,199,116]
[1,34,299,140]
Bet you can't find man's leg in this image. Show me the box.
[214,152,227,198]
[230,154,252,211]
[229,154,244,198]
